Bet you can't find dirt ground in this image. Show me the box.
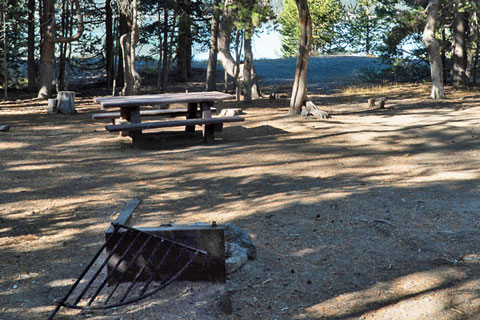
[1,80,480,320]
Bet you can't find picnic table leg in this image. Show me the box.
[126,106,144,148]
[201,102,215,143]
[117,109,129,137]
[200,101,213,119]
[186,102,197,132]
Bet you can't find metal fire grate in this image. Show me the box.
[49,222,207,320]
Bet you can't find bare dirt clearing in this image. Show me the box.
[1,83,480,319]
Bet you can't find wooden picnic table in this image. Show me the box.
[92,91,243,147]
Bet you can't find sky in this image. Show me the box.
[193,27,282,61]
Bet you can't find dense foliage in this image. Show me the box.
[278,0,343,57]
[0,1,29,87]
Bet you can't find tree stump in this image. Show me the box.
[56,91,76,114]
[378,97,386,109]
[47,98,57,114]
[369,97,387,109]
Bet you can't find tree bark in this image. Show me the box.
[217,1,260,99]
[1,0,7,99]
[465,10,475,83]
[288,0,312,115]
[27,0,36,93]
[422,0,445,100]
[57,0,72,92]
[120,0,140,96]
[156,4,163,91]
[160,7,175,92]
[206,0,220,91]
[365,5,370,55]
[176,2,191,83]
[473,12,479,85]
[37,0,83,99]
[452,4,468,87]
[106,0,114,88]
[116,12,128,88]
[243,31,253,102]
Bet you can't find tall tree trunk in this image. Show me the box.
[288,0,312,115]
[116,12,128,89]
[176,2,191,82]
[156,4,163,91]
[38,0,56,98]
[64,0,74,91]
[243,30,253,102]
[27,0,36,93]
[130,0,140,91]
[365,5,370,55]
[217,0,260,99]
[452,3,468,87]
[37,0,83,99]
[465,11,475,83]
[106,0,114,88]
[234,30,242,103]
[186,29,192,78]
[160,7,171,92]
[474,44,479,85]
[57,0,68,92]
[57,42,66,91]
[1,0,7,99]
[441,23,447,84]
[473,12,479,85]
[422,0,445,100]
[120,0,140,96]
[206,0,220,91]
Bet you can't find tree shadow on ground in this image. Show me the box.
[1,91,480,319]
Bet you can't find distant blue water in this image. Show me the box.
[18,55,384,88]
[194,55,385,87]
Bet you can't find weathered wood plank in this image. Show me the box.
[94,91,234,109]
[105,116,244,132]
[106,198,141,233]
[92,107,218,121]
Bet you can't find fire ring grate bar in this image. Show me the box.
[48,223,207,319]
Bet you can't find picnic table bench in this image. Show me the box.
[92,92,243,147]
[91,107,217,123]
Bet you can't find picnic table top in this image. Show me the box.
[93,91,235,109]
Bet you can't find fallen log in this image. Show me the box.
[303,101,330,119]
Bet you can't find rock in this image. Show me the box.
[219,108,242,117]
[225,242,248,274]
[269,85,280,100]
[224,224,256,259]
[301,109,309,118]
[0,125,10,132]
